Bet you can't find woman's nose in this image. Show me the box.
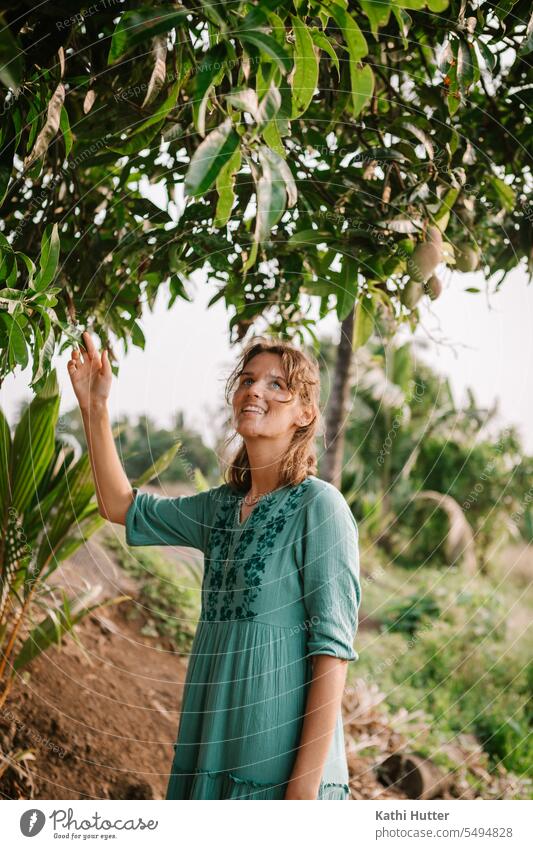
[246,385,262,398]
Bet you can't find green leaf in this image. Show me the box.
[131,320,146,349]
[352,296,374,349]
[392,0,425,8]
[34,223,60,292]
[34,453,97,572]
[9,313,28,367]
[0,14,23,92]
[399,119,435,159]
[254,146,289,245]
[488,176,516,212]
[214,147,242,228]
[132,440,182,487]
[184,118,240,198]
[0,311,27,367]
[30,320,55,387]
[0,113,17,206]
[327,2,368,60]
[351,64,375,117]
[107,79,181,154]
[291,16,319,117]
[14,587,128,671]
[324,3,369,113]
[358,0,392,40]
[5,251,17,287]
[0,286,29,308]
[16,251,36,286]
[193,44,227,137]
[262,118,285,157]
[447,92,461,116]
[456,38,475,89]
[0,239,15,283]
[238,29,292,74]
[518,11,533,55]
[59,106,72,158]
[273,153,297,208]
[242,240,259,275]
[108,8,188,63]
[475,38,496,71]
[11,374,60,512]
[444,40,461,115]
[226,88,260,121]
[256,82,282,133]
[198,0,227,29]
[310,28,339,77]
[335,256,359,320]
[433,186,459,231]
[0,408,12,519]
[53,512,106,564]
[426,0,449,10]
[288,229,334,245]
[391,6,412,48]
[493,0,518,18]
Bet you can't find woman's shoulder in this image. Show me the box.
[302,476,357,523]
[303,475,348,503]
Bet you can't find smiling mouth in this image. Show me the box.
[240,406,266,415]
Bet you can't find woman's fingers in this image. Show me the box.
[81,330,104,369]
[82,330,98,359]
[101,348,111,376]
[71,348,86,367]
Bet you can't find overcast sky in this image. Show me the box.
[2,261,532,454]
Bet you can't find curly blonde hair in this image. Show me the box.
[222,336,324,493]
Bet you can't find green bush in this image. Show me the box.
[381,593,442,636]
[473,712,533,775]
[355,566,531,782]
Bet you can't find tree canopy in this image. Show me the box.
[0,0,531,387]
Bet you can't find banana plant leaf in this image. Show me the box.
[13,585,131,671]
[10,371,60,513]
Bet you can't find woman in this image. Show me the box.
[68,330,361,800]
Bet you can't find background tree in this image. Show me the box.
[324,335,527,571]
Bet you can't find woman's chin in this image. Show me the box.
[236,421,265,438]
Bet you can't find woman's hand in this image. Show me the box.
[67,330,112,411]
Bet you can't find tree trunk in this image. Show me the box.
[377,753,452,800]
[321,308,355,489]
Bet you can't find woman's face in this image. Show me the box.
[232,352,312,440]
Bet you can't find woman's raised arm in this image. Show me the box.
[67,330,134,525]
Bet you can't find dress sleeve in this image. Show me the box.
[125,486,216,552]
[300,486,361,661]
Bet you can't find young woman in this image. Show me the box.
[68,330,361,800]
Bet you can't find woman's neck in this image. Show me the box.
[244,438,287,497]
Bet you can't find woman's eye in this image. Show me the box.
[271,380,282,389]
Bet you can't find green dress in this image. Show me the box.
[125,474,361,800]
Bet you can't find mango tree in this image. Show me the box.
[1,1,531,480]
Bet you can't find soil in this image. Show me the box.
[0,599,187,800]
